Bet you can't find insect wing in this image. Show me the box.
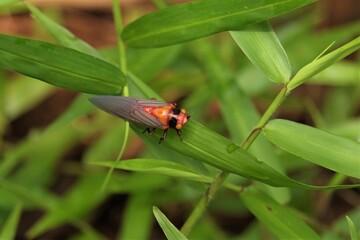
[89,96,165,128]
[135,99,170,107]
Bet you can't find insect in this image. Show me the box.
[89,96,190,143]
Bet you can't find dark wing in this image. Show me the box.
[89,96,167,128]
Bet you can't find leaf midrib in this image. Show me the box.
[126,0,292,43]
[0,49,121,88]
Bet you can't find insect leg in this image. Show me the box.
[176,129,183,141]
[159,129,168,144]
[143,127,156,135]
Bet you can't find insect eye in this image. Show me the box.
[169,117,177,128]
[173,108,180,115]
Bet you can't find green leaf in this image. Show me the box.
[27,174,106,238]
[0,34,125,94]
[346,216,359,240]
[0,0,21,8]
[127,74,360,190]
[106,173,171,194]
[5,75,54,120]
[127,45,183,81]
[328,118,360,141]
[153,206,188,240]
[263,119,360,179]
[90,159,213,183]
[309,61,360,86]
[44,93,95,134]
[118,194,153,240]
[0,178,58,209]
[0,203,22,240]
[122,0,316,47]
[26,3,103,58]
[288,36,360,90]
[191,39,289,203]
[230,21,291,83]
[240,187,321,240]
[321,208,360,239]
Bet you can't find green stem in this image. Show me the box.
[242,85,287,150]
[112,0,127,74]
[181,84,288,236]
[180,171,230,236]
[101,0,130,192]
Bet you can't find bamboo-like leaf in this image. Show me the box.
[0,34,126,94]
[0,0,20,8]
[91,159,214,183]
[230,21,291,83]
[191,38,289,203]
[27,174,106,238]
[44,94,94,134]
[309,61,360,86]
[0,204,22,240]
[126,74,360,190]
[127,45,182,81]
[122,0,316,47]
[288,36,360,90]
[346,216,359,240]
[240,187,321,240]
[119,194,153,240]
[153,206,188,240]
[26,3,102,58]
[263,119,360,179]
[114,75,360,189]
[5,75,54,120]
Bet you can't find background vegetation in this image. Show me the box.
[0,0,359,239]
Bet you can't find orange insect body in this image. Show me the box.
[142,105,174,129]
[89,96,190,143]
[142,104,189,130]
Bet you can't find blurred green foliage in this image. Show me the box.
[0,0,359,239]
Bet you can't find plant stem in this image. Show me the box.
[181,84,288,236]
[180,171,230,236]
[242,85,287,150]
[112,0,127,75]
[101,0,130,192]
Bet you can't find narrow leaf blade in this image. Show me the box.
[346,216,359,240]
[263,119,360,179]
[288,36,360,90]
[90,159,213,183]
[26,3,102,58]
[0,34,126,94]
[122,0,316,47]
[0,204,22,240]
[240,187,321,240]
[230,21,291,83]
[127,74,360,189]
[153,206,188,240]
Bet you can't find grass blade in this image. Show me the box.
[127,74,360,189]
[90,159,214,183]
[240,187,321,240]
[346,216,359,240]
[0,203,22,240]
[0,34,126,94]
[26,3,102,58]
[288,36,360,90]
[264,119,360,179]
[122,0,316,47]
[153,206,188,240]
[230,21,291,83]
